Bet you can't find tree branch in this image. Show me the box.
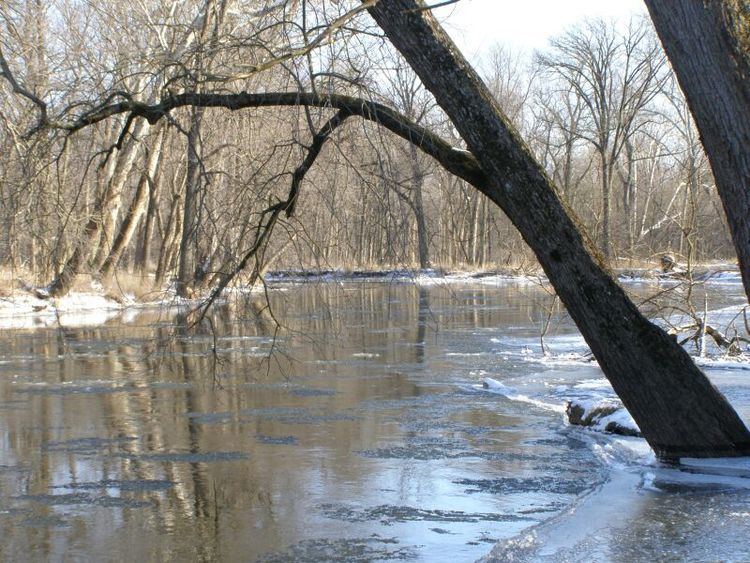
[286,108,351,216]
[190,107,353,323]
[34,90,489,194]
[0,46,48,131]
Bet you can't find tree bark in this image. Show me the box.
[644,0,750,303]
[368,0,750,460]
[134,161,161,274]
[620,139,637,255]
[45,119,147,297]
[156,193,183,287]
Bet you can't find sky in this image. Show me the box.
[436,0,647,60]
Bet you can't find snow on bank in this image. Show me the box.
[699,269,744,285]
[1,266,745,334]
[264,265,746,287]
[264,268,538,286]
[481,376,640,437]
[0,278,278,330]
[492,318,748,371]
[694,355,750,370]
[529,346,750,372]
[616,265,743,285]
[522,351,597,367]
[0,291,132,329]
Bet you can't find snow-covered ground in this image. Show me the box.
[264,267,539,286]
[0,279,270,329]
[264,263,744,286]
[0,291,132,329]
[0,279,201,329]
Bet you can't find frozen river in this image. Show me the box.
[1,278,749,561]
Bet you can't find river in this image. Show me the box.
[1,278,748,561]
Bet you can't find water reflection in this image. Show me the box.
[4,281,740,561]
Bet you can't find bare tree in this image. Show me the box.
[536,18,667,261]
[378,65,437,269]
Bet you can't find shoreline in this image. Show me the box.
[0,264,744,334]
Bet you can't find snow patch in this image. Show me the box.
[694,356,750,370]
[264,268,537,286]
[566,398,641,437]
[0,291,129,329]
[617,265,743,285]
[481,377,565,413]
[523,351,596,367]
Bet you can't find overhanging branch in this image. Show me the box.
[190,108,353,323]
[42,91,489,191]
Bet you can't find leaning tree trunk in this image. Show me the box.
[134,173,160,274]
[92,119,150,270]
[46,122,146,297]
[100,126,166,280]
[156,193,183,287]
[368,0,750,460]
[644,0,750,304]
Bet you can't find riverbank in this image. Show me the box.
[1,263,744,329]
[0,268,533,330]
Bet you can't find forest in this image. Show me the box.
[0,1,738,296]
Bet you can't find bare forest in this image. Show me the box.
[0,1,735,300]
